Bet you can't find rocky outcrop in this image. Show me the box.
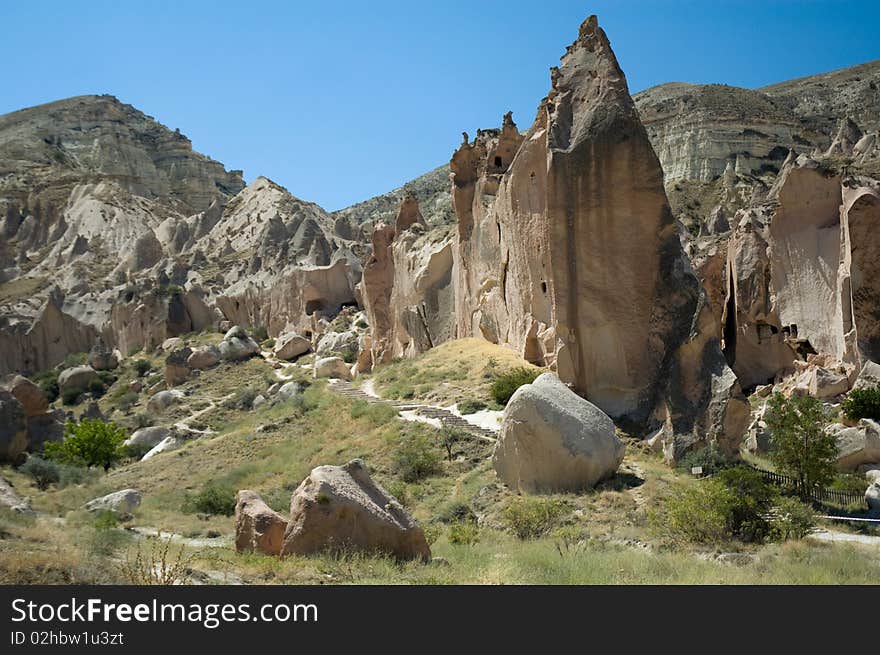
[280,459,430,560]
[87,338,118,371]
[313,356,352,380]
[273,332,310,360]
[721,157,880,387]
[0,476,33,515]
[7,375,48,415]
[833,420,880,471]
[493,373,625,492]
[447,16,748,458]
[234,490,289,555]
[124,426,171,451]
[218,326,260,361]
[84,489,141,518]
[0,390,28,462]
[58,365,98,395]
[187,345,220,370]
[164,347,192,386]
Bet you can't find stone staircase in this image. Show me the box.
[328,380,498,443]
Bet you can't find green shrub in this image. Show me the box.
[263,338,276,349]
[769,496,816,541]
[133,412,155,429]
[842,387,880,421]
[61,388,82,406]
[652,467,777,545]
[183,482,236,516]
[457,399,487,415]
[88,378,107,397]
[355,319,368,330]
[96,370,117,386]
[393,431,442,482]
[57,463,95,487]
[448,521,481,545]
[490,367,540,406]
[503,497,568,540]
[766,392,836,491]
[19,455,60,490]
[122,441,153,461]
[251,325,269,342]
[828,473,869,495]
[33,370,60,403]
[437,501,477,524]
[44,419,127,470]
[676,443,731,476]
[132,359,152,377]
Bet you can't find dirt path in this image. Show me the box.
[808,529,880,548]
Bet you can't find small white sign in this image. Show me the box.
[691,466,703,476]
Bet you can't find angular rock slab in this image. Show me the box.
[281,459,430,561]
[235,490,289,555]
[493,373,625,493]
[85,489,141,517]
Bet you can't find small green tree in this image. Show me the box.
[44,419,127,471]
[765,393,837,493]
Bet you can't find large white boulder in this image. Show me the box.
[234,490,289,555]
[313,356,352,380]
[219,326,260,361]
[281,459,430,560]
[58,365,98,394]
[146,389,185,413]
[866,482,880,515]
[273,332,311,360]
[124,426,171,450]
[84,489,141,518]
[833,419,880,471]
[493,373,625,493]
[316,330,359,357]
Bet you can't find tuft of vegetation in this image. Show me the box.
[448,521,481,545]
[503,497,568,540]
[349,400,398,426]
[490,367,540,406]
[439,427,468,461]
[62,352,88,368]
[44,419,127,470]
[61,388,82,406]
[842,387,880,421]
[457,399,487,415]
[765,393,836,492]
[437,501,477,525]
[33,370,60,402]
[769,497,816,541]
[19,455,60,490]
[120,536,192,585]
[183,482,236,516]
[392,430,442,483]
[676,443,731,476]
[133,412,155,429]
[223,387,259,410]
[132,359,152,377]
[88,378,107,396]
[116,392,139,412]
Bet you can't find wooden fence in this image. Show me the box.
[748,466,867,508]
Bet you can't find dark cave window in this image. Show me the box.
[541,281,547,294]
[494,156,503,168]
[305,299,325,316]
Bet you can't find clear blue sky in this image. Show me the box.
[2,1,877,211]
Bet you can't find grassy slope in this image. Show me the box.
[2,337,879,584]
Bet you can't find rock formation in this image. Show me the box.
[234,490,289,556]
[280,459,430,560]
[493,373,625,492]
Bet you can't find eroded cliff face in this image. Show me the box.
[443,16,749,457]
[722,155,880,388]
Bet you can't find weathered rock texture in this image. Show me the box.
[493,373,625,492]
[444,16,749,457]
[234,490,289,556]
[281,459,430,560]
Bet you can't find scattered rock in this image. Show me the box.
[316,330,358,357]
[866,482,880,515]
[7,375,48,417]
[81,400,105,420]
[313,356,352,380]
[124,426,171,450]
[1,391,29,462]
[273,332,311,360]
[146,389,185,413]
[234,490,289,555]
[88,339,119,371]
[277,381,304,401]
[808,368,850,399]
[281,459,430,561]
[141,436,182,460]
[187,345,220,370]
[58,365,98,395]
[164,347,192,386]
[219,326,260,361]
[832,419,880,471]
[852,360,880,391]
[0,476,34,515]
[128,380,143,393]
[493,373,625,493]
[252,394,267,410]
[26,409,65,452]
[161,337,184,352]
[85,489,141,518]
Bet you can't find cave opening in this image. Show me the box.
[305,299,326,316]
[494,156,503,168]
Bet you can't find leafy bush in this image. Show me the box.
[653,467,777,544]
[61,388,82,406]
[503,497,568,540]
[133,412,155,429]
[88,378,106,396]
[437,501,477,524]
[251,325,269,342]
[33,370,60,402]
[19,455,60,490]
[448,521,481,545]
[132,359,152,377]
[765,393,836,491]
[263,338,276,349]
[183,482,236,516]
[122,441,153,461]
[676,443,731,476]
[62,352,88,368]
[490,367,540,406]
[769,496,816,541]
[44,419,127,470]
[392,431,442,482]
[828,473,869,495]
[457,399,487,415]
[842,387,880,421]
[96,370,117,386]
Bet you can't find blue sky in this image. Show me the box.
[2,1,877,211]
